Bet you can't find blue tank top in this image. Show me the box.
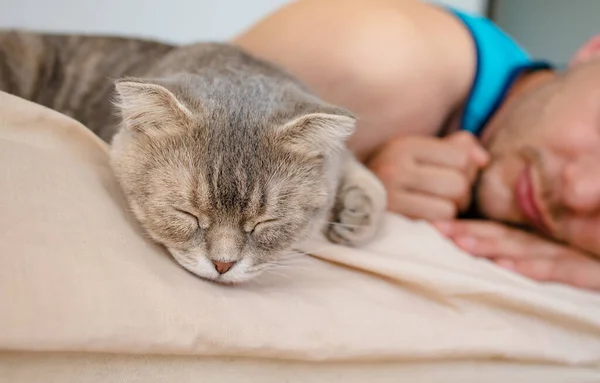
[448,8,552,135]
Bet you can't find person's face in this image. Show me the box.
[476,37,600,256]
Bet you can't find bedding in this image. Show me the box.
[1,90,599,382]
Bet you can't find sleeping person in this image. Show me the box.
[234,0,600,291]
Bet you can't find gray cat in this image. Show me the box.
[0,31,387,284]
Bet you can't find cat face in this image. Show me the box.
[109,77,355,284]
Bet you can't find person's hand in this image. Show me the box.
[367,131,489,220]
[433,220,600,291]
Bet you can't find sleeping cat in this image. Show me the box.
[0,31,387,284]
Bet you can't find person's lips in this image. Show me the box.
[516,166,551,234]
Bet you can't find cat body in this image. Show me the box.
[0,30,386,283]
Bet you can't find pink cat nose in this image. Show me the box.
[212,261,235,274]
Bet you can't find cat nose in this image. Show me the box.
[212,261,236,274]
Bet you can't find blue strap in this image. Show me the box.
[448,9,552,135]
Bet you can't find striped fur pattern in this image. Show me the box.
[0,30,386,283]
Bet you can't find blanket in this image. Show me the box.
[1,91,599,382]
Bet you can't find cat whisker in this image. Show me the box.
[251,264,272,273]
[275,260,303,267]
[326,221,365,229]
[288,244,334,255]
[269,263,299,269]
[274,265,310,273]
[268,262,308,270]
[264,269,293,281]
[265,259,310,269]
[278,253,310,260]
[279,251,308,258]
[258,259,311,274]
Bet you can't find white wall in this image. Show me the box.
[0,0,487,43]
[0,0,292,43]
[430,0,488,16]
[492,0,600,66]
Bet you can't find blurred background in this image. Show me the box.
[0,0,599,65]
[490,0,600,66]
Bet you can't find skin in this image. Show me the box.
[234,0,600,291]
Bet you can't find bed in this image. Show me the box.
[1,91,599,382]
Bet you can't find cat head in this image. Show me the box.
[109,74,355,284]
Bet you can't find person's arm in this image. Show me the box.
[435,220,600,291]
[233,0,476,161]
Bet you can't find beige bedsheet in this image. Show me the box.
[1,90,600,382]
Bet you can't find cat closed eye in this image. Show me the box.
[248,219,279,234]
[175,209,201,225]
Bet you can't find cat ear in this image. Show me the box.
[277,112,356,157]
[113,78,194,135]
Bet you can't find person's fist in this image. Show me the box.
[367,131,489,220]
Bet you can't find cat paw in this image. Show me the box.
[326,184,385,247]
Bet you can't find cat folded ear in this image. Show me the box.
[276,110,357,157]
[113,78,194,135]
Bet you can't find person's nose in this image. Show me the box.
[561,156,600,214]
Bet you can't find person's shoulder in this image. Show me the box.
[444,7,551,137]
